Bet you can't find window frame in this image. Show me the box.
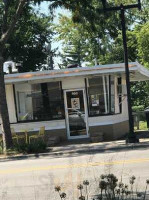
[86,75,122,117]
[13,81,65,123]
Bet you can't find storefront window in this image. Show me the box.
[87,75,121,116]
[117,77,122,113]
[111,76,115,113]
[88,76,108,116]
[15,81,64,122]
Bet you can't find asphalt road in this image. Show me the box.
[0,147,149,200]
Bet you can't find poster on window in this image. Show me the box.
[91,95,99,107]
[71,98,80,109]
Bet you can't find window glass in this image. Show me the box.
[117,77,122,113]
[111,76,115,113]
[47,82,64,119]
[88,76,108,116]
[15,83,33,121]
[15,81,64,121]
[88,75,117,116]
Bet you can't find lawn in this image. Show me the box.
[134,121,148,130]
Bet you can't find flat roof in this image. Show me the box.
[4,62,149,84]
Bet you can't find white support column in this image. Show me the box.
[115,76,120,113]
[103,75,108,113]
[5,84,17,123]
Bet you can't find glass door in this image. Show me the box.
[64,89,89,139]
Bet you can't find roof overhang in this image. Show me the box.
[4,62,149,84]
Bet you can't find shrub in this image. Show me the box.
[132,105,144,112]
[0,145,3,154]
[14,140,47,154]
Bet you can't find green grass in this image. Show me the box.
[134,121,148,130]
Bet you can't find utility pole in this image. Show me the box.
[100,0,141,143]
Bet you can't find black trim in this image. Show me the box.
[10,117,65,124]
[118,77,122,113]
[41,83,49,109]
[60,81,63,98]
[13,84,18,122]
[60,81,65,117]
[109,75,111,113]
[84,78,89,114]
[88,113,122,117]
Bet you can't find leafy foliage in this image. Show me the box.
[2,5,54,72]
[14,140,47,154]
[131,81,149,109]
[55,15,89,67]
[137,22,149,68]
[53,0,149,107]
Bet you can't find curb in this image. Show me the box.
[0,141,149,162]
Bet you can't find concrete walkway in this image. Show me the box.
[50,138,149,155]
[0,138,149,161]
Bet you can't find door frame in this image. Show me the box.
[64,88,89,140]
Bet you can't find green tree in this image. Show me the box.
[0,0,55,151]
[55,15,88,68]
[0,0,27,151]
[137,22,149,68]
[54,0,149,110]
[131,81,149,109]
[53,0,149,66]
[0,0,108,151]
[5,9,53,72]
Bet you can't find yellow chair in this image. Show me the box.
[24,130,29,144]
[29,126,45,144]
[11,128,26,144]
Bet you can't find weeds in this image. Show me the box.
[55,173,149,200]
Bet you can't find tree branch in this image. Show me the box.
[2,0,10,34]
[0,0,27,50]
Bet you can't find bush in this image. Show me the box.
[14,140,47,154]
[132,105,144,112]
[0,145,3,154]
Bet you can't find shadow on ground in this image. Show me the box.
[0,131,149,162]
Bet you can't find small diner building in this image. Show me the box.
[2,62,149,141]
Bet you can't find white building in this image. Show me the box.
[2,62,149,141]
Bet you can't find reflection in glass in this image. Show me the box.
[88,75,119,116]
[15,82,64,121]
[66,90,87,137]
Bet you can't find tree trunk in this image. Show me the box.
[0,53,13,151]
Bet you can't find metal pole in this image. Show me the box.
[120,6,138,143]
[100,0,141,143]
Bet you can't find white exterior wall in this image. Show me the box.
[15,83,33,121]
[62,77,85,90]
[114,76,119,113]
[122,75,128,118]
[6,84,17,123]
[0,74,128,134]
[10,120,66,133]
